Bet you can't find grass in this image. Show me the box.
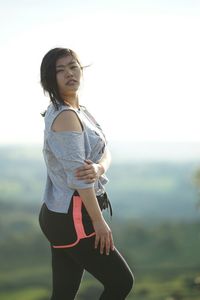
[0,269,200,300]
[0,288,49,300]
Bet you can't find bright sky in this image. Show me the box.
[1,0,200,144]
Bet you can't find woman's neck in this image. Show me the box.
[63,93,79,109]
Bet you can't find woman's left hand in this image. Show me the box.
[75,160,104,183]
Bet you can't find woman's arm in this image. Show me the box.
[52,110,114,255]
[75,147,112,183]
[97,146,112,175]
[77,187,114,255]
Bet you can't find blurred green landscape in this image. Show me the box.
[0,144,200,300]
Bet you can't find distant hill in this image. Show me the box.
[109,141,200,162]
[0,143,200,221]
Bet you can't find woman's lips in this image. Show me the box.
[66,79,77,85]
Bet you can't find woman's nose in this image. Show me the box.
[64,68,73,77]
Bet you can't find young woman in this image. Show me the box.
[39,47,134,300]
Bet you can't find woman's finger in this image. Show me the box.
[84,159,93,164]
[76,166,91,174]
[100,236,105,255]
[77,172,93,179]
[95,235,100,249]
[85,178,96,183]
[110,232,115,251]
[78,173,96,181]
[75,163,93,175]
[76,169,94,178]
[105,235,111,255]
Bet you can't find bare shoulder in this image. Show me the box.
[52,110,83,132]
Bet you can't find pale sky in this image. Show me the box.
[1,0,200,144]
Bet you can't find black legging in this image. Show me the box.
[39,193,134,300]
[50,236,133,300]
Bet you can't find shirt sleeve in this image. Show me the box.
[48,131,94,190]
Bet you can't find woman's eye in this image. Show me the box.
[71,65,78,69]
[56,69,64,73]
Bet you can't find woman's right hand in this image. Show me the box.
[76,188,114,255]
[92,218,115,255]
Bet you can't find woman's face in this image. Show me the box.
[55,55,82,98]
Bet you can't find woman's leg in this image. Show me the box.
[63,236,134,300]
[50,246,84,300]
[39,200,133,299]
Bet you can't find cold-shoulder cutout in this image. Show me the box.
[51,109,83,132]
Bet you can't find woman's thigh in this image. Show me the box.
[51,246,84,300]
[63,236,134,294]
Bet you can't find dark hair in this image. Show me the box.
[40,47,83,112]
